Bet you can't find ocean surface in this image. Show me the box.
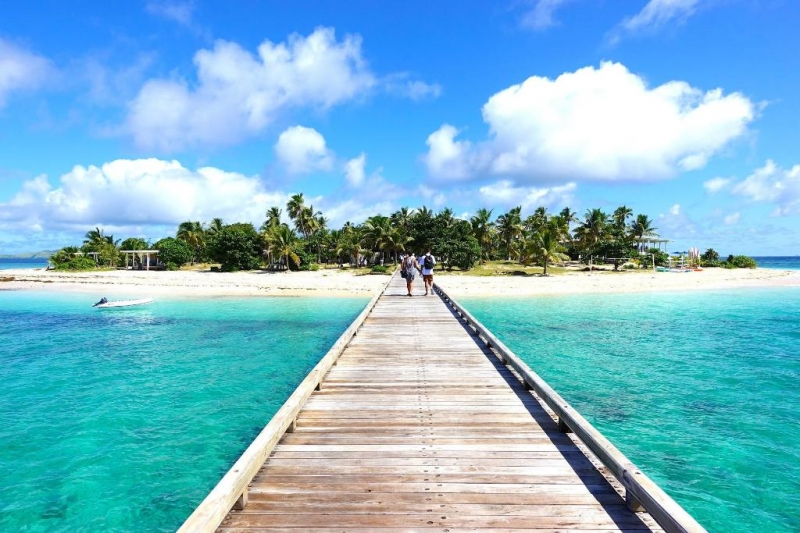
[460,288,800,533]
[0,292,368,532]
[752,256,800,270]
[0,258,50,270]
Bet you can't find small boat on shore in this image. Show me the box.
[93,298,154,308]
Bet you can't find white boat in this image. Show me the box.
[93,298,154,308]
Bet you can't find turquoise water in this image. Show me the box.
[460,288,800,533]
[0,258,49,270]
[752,256,800,270]
[0,291,367,532]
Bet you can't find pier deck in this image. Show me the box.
[214,275,665,532]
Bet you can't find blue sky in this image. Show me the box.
[1,0,799,255]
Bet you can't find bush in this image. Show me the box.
[54,256,97,271]
[728,255,757,269]
[371,265,388,274]
[207,223,262,272]
[299,263,320,271]
[166,262,179,271]
[154,237,193,268]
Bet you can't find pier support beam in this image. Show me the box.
[626,490,644,513]
[233,489,248,511]
[558,417,572,433]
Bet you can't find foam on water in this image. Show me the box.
[460,287,800,533]
[0,291,368,532]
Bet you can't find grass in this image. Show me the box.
[440,260,561,277]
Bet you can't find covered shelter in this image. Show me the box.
[120,250,160,270]
[635,236,670,253]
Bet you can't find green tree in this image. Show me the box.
[264,224,301,270]
[522,220,567,276]
[496,206,523,261]
[262,207,283,231]
[574,208,609,267]
[470,208,494,263]
[177,221,205,264]
[208,223,262,272]
[336,224,365,267]
[154,237,193,269]
[433,219,481,270]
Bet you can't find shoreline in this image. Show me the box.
[3,266,800,298]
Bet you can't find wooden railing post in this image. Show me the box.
[435,284,708,533]
[232,489,248,510]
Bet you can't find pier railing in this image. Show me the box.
[435,284,707,533]
[177,275,394,533]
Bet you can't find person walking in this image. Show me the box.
[401,252,421,297]
[419,248,436,296]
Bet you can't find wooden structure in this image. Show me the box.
[180,274,706,532]
[119,249,159,270]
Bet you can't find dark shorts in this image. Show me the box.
[423,274,433,283]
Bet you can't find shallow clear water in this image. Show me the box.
[0,291,367,532]
[460,288,800,533]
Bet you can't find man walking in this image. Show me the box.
[419,248,436,296]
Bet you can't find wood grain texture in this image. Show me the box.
[211,275,665,532]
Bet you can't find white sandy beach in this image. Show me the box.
[2,265,800,298]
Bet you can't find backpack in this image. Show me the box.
[423,255,434,270]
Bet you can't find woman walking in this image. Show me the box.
[402,252,421,297]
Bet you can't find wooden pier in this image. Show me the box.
[180,274,706,532]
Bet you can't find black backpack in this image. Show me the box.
[423,255,434,270]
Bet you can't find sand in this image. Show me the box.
[2,266,799,299]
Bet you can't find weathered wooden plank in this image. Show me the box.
[191,274,690,532]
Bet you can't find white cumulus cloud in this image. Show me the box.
[731,160,800,215]
[275,126,334,174]
[0,39,54,107]
[125,27,376,152]
[0,159,287,234]
[423,61,755,184]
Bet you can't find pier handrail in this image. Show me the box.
[435,284,707,533]
[177,273,395,533]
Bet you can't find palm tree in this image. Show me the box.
[630,214,657,240]
[363,215,394,264]
[470,208,494,263]
[437,207,456,229]
[264,225,301,270]
[206,218,224,237]
[416,206,434,220]
[612,205,633,233]
[524,207,548,236]
[261,207,282,231]
[83,227,109,247]
[177,221,204,264]
[287,193,306,235]
[336,227,365,267]
[523,220,567,276]
[391,207,414,239]
[496,206,523,261]
[574,208,609,268]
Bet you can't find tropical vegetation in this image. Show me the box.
[47,199,757,273]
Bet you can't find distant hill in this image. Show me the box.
[0,250,56,259]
